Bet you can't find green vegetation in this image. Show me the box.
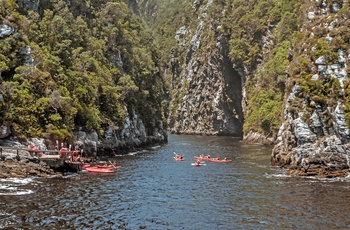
[343,80,350,127]
[145,0,301,138]
[145,0,197,85]
[144,0,350,136]
[287,1,350,128]
[216,0,300,137]
[2,0,350,143]
[0,0,166,141]
[243,41,291,136]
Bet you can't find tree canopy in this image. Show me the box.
[0,0,167,142]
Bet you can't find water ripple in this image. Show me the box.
[1,134,350,229]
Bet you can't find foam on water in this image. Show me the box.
[0,189,34,195]
[0,177,33,184]
[303,175,350,183]
[265,172,291,179]
[127,149,149,155]
[0,177,35,195]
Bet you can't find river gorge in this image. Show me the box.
[1,134,350,229]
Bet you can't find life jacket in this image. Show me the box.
[59,148,68,158]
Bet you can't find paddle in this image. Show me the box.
[109,160,121,169]
[173,152,184,157]
[191,163,206,166]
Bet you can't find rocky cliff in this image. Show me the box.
[167,0,244,136]
[164,0,291,139]
[146,0,350,176]
[272,0,350,177]
[2,0,350,175]
[75,107,167,156]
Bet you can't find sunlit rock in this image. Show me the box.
[0,25,14,38]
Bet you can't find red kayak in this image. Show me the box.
[174,156,185,161]
[85,166,114,173]
[173,152,185,161]
[96,165,121,169]
[83,164,121,170]
[194,156,211,161]
[82,164,91,170]
[207,158,232,163]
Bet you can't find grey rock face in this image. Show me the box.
[75,107,167,155]
[175,26,189,49]
[271,2,350,177]
[168,37,244,136]
[331,102,350,142]
[28,138,47,150]
[0,126,11,139]
[272,81,350,176]
[0,25,14,38]
[168,0,243,137]
[17,0,40,11]
[20,45,35,66]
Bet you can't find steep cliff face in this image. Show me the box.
[75,107,167,156]
[160,0,298,139]
[272,0,350,177]
[146,0,350,176]
[167,0,244,136]
[4,0,350,170]
[168,39,244,136]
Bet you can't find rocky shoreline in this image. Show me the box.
[286,167,349,178]
[0,159,63,179]
[0,142,165,179]
[275,151,350,178]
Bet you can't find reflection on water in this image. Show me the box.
[1,134,350,229]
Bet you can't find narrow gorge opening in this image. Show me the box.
[219,51,244,138]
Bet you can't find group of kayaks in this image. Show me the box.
[81,163,121,173]
[81,152,231,172]
[194,155,233,163]
[174,152,232,166]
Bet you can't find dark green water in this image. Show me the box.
[1,134,350,229]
